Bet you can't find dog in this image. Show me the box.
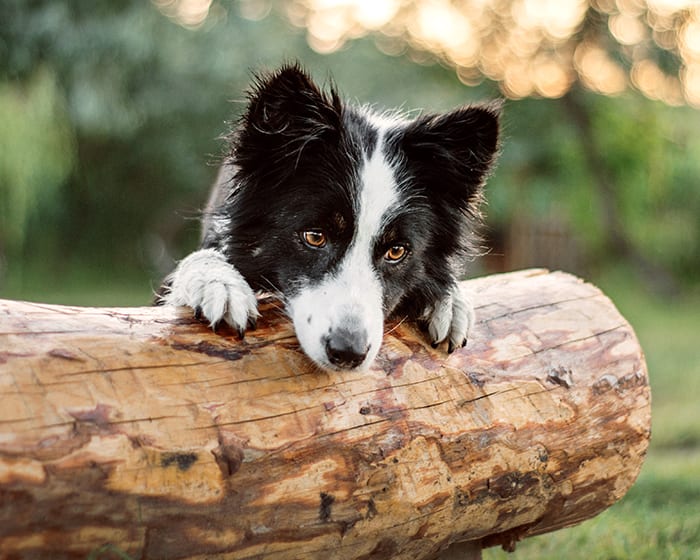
[159,63,500,371]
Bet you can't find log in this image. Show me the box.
[0,269,650,560]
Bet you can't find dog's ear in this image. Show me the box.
[234,63,342,174]
[400,102,501,205]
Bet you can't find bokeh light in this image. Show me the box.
[275,0,700,106]
[152,0,215,28]
[152,0,700,106]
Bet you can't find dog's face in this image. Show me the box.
[221,65,500,371]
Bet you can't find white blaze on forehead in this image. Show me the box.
[331,129,399,314]
[337,129,400,305]
[287,131,400,370]
[355,131,399,247]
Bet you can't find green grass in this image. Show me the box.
[0,262,155,307]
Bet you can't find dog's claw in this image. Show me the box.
[425,284,475,355]
[163,248,260,336]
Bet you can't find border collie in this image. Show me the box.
[159,64,500,371]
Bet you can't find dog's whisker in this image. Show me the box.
[384,316,408,336]
[259,275,283,296]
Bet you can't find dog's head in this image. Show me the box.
[223,64,500,371]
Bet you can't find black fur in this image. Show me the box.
[159,63,500,370]
[201,64,499,315]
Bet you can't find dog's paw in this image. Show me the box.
[162,248,259,334]
[425,285,475,353]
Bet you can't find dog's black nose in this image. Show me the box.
[325,328,369,369]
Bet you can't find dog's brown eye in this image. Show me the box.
[302,230,327,248]
[385,244,408,263]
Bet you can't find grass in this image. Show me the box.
[3,264,699,558]
[0,262,155,307]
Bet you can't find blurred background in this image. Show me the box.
[0,0,698,558]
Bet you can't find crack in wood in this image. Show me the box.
[197,403,322,429]
[458,388,519,407]
[477,293,601,321]
[504,323,628,362]
[37,415,184,431]
[54,361,219,378]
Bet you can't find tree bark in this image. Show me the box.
[0,269,650,560]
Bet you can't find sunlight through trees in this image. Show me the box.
[153,0,700,106]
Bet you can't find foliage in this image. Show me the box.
[282,0,700,106]
[593,98,700,279]
[486,91,700,284]
[1,0,316,281]
[0,67,75,254]
[0,0,699,294]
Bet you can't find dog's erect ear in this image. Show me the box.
[234,63,342,173]
[245,63,342,134]
[400,102,501,204]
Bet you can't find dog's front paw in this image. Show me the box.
[162,248,259,334]
[425,285,475,353]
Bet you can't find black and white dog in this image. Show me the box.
[160,64,500,371]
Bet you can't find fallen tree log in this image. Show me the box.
[0,269,650,560]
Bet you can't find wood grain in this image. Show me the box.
[0,269,650,559]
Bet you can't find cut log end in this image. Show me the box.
[0,269,651,560]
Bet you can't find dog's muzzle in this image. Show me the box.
[324,326,370,370]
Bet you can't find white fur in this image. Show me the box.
[163,248,259,331]
[426,285,475,349]
[288,133,398,370]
